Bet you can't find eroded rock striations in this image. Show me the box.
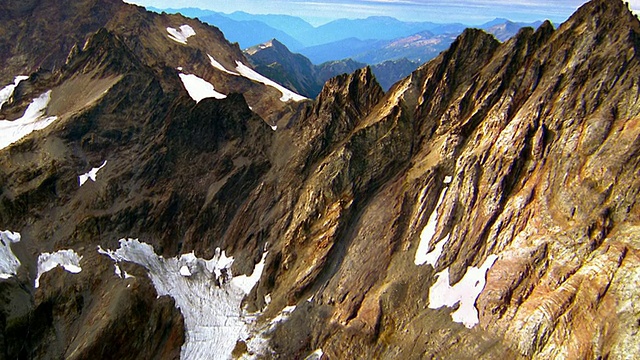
[0,0,639,359]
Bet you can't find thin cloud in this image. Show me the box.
[127,0,600,24]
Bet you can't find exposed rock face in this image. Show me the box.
[0,0,305,125]
[1,0,640,359]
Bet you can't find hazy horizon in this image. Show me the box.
[124,0,640,26]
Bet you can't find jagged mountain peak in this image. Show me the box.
[245,38,295,56]
[316,66,382,115]
[441,28,501,70]
[64,28,143,77]
[266,38,287,49]
[535,19,555,36]
[561,0,640,37]
[574,0,637,20]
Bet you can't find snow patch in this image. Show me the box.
[179,73,227,102]
[98,245,135,279]
[304,348,324,360]
[0,76,29,109]
[35,249,83,288]
[428,254,499,328]
[179,265,192,277]
[0,90,58,150]
[270,124,277,131]
[79,160,107,186]
[0,231,21,280]
[114,264,134,279]
[244,303,298,357]
[422,233,449,267]
[207,54,238,75]
[235,61,306,102]
[230,251,267,294]
[98,239,267,360]
[415,181,450,266]
[167,25,196,45]
[269,305,297,329]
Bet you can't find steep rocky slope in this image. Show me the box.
[0,0,306,124]
[1,0,640,359]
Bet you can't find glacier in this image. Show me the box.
[0,231,21,280]
[98,238,267,360]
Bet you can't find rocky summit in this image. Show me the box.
[1,0,639,359]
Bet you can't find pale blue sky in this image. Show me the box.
[125,0,640,25]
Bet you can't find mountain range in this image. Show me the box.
[150,8,543,96]
[1,0,640,359]
[153,7,542,65]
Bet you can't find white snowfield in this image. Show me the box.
[0,231,21,280]
[415,176,451,266]
[79,160,108,186]
[167,25,196,45]
[35,249,83,288]
[0,90,58,150]
[179,73,227,102]
[179,73,227,103]
[428,255,499,328]
[235,61,307,102]
[98,238,267,360]
[0,76,29,109]
[207,54,238,76]
[421,234,450,268]
[414,175,499,328]
[197,53,306,105]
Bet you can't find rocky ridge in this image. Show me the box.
[0,0,639,359]
[0,0,306,125]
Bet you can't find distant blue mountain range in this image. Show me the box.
[150,7,306,50]
[150,7,544,66]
